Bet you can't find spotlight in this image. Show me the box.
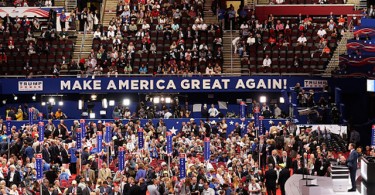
[13,94,18,101]
[2,100,6,104]
[109,100,115,106]
[259,96,267,103]
[32,94,36,101]
[91,94,97,100]
[161,96,165,102]
[89,113,96,119]
[41,102,46,106]
[78,100,83,110]
[102,98,108,109]
[58,101,64,106]
[165,97,172,104]
[122,99,130,106]
[100,110,107,115]
[279,97,285,104]
[153,97,160,104]
[48,98,55,103]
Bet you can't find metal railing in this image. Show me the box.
[78,23,87,61]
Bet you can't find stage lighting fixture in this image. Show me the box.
[41,102,46,106]
[279,97,285,104]
[100,110,107,115]
[122,99,130,106]
[102,98,108,109]
[89,113,96,119]
[13,94,18,101]
[49,97,55,103]
[165,97,172,103]
[58,101,64,106]
[109,100,115,106]
[259,96,267,103]
[153,97,160,104]
[78,100,83,110]
[91,94,97,100]
[32,94,36,101]
[161,96,165,102]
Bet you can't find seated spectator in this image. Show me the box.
[206,63,214,75]
[322,45,331,55]
[297,34,307,46]
[263,55,271,67]
[59,28,68,40]
[27,42,36,55]
[8,36,15,50]
[247,34,255,46]
[275,20,284,33]
[338,15,345,26]
[214,63,222,75]
[51,64,60,77]
[139,64,148,74]
[93,28,101,40]
[317,27,327,38]
[45,0,52,7]
[327,19,336,31]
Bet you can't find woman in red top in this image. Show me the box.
[8,36,14,50]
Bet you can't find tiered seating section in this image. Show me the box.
[237,16,345,74]
[272,0,346,4]
[89,0,223,75]
[0,25,74,75]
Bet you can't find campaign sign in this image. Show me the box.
[80,119,86,138]
[35,153,43,180]
[138,128,144,149]
[372,125,375,147]
[29,108,34,125]
[6,117,11,136]
[118,147,125,171]
[38,122,44,142]
[179,153,186,180]
[97,132,103,153]
[105,123,112,143]
[76,128,82,149]
[240,101,246,121]
[259,116,264,135]
[204,137,210,161]
[166,131,173,155]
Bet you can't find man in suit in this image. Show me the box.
[347,143,358,192]
[66,180,83,195]
[268,149,280,167]
[99,181,113,195]
[98,162,111,181]
[265,164,277,195]
[6,165,21,187]
[281,151,293,169]
[82,164,96,183]
[278,164,291,195]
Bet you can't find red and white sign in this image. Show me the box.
[18,81,43,91]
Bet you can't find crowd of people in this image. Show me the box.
[0,103,370,194]
[80,0,224,76]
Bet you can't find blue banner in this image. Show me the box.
[166,131,173,155]
[118,147,125,171]
[97,132,103,153]
[29,108,33,125]
[38,122,44,142]
[80,119,86,138]
[254,106,260,134]
[76,128,82,149]
[35,153,43,180]
[240,101,246,120]
[6,117,11,136]
[372,125,375,147]
[259,116,264,135]
[204,137,210,161]
[179,153,186,180]
[138,128,144,149]
[105,123,111,143]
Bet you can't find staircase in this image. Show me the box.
[222,31,241,73]
[72,33,93,61]
[203,0,218,24]
[102,0,118,26]
[54,0,65,7]
[65,0,77,12]
[323,25,354,76]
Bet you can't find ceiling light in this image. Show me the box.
[102,98,108,109]
[122,99,130,106]
[165,97,172,103]
[153,97,160,104]
[259,96,267,103]
[109,100,115,106]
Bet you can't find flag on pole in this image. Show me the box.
[166,131,173,156]
[179,153,186,180]
[118,147,125,171]
[35,153,43,180]
[105,123,112,143]
[138,128,144,149]
[6,117,11,136]
[97,132,103,153]
[204,137,210,162]
[80,119,86,138]
[76,128,82,149]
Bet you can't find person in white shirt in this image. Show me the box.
[263,55,272,67]
[202,182,215,195]
[248,178,261,195]
[317,27,326,38]
[208,104,219,117]
[232,36,241,54]
[93,28,101,39]
[276,0,284,4]
[107,28,115,38]
[141,21,150,30]
[297,34,307,46]
[274,104,282,118]
[247,34,255,46]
